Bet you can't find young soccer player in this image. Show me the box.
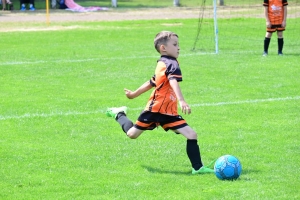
[263,0,288,56]
[106,31,215,174]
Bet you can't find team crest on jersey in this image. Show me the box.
[170,94,176,102]
[271,4,282,16]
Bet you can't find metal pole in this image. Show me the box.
[112,0,117,7]
[174,0,180,6]
[213,0,219,53]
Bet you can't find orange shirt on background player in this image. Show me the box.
[263,0,288,25]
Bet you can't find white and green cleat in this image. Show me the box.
[192,166,215,174]
[192,159,217,174]
[105,106,128,119]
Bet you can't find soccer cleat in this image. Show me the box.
[204,158,217,169]
[105,106,127,119]
[192,166,215,174]
[262,51,268,56]
[278,52,283,56]
[29,7,35,11]
[20,6,26,11]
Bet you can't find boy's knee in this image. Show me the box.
[175,126,198,140]
[187,132,198,140]
[126,132,138,139]
[126,127,143,139]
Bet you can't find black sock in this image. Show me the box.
[186,139,203,170]
[116,112,134,133]
[278,38,284,53]
[264,37,271,53]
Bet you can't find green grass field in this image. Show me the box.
[1,5,300,200]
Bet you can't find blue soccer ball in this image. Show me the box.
[214,155,242,180]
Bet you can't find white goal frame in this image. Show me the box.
[213,0,219,54]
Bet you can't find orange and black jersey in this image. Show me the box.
[145,55,182,116]
[263,0,288,25]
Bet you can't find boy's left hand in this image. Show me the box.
[179,100,191,114]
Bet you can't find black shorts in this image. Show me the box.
[267,24,285,32]
[134,111,188,132]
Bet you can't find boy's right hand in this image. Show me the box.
[124,88,136,99]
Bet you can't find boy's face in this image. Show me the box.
[161,36,180,58]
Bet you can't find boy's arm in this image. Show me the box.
[169,79,191,114]
[264,6,271,28]
[282,5,287,28]
[124,81,153,99]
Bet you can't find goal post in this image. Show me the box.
[213,0,219,54]
[174,0,180,6]
[112,0,117,7]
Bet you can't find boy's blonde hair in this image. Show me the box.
[154,31,178,53]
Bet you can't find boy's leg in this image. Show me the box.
[106,106,144,139]
[263,32,272,55]
[2,0,6,10]
[175,126,214,174]
[126,126,144,139]
[277,31,284,55]
[106,106,133,133]
[116,112,134,133]
[186,139,203,170]
[173,126,202,169]
[116,112,144,139]
[51,0,56,8]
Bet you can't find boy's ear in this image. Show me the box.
[159,44,166,52]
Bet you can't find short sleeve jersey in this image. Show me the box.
[144,55,182,116]
[263,0,288,25]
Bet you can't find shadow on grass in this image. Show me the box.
[238,169,261,181]
[240,168,260,175]
[142,165,192,175]
[142,165,259,178]
[285,53,300,56]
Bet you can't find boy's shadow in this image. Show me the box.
[142,165,190,175]
[142,165,259,177]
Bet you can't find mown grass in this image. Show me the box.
[0,11,300,200]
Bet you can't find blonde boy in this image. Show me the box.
[106,31,215,174]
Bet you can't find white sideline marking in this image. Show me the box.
[0,96,299,121]
[191,96,300,107]
[0,58,104,66]
[0,111,101,121]
[1,51,264,66]
[0,52,216,66]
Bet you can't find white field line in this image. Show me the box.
[1,51,266,66]
[0,52,218,66]
[0,96,299,121]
